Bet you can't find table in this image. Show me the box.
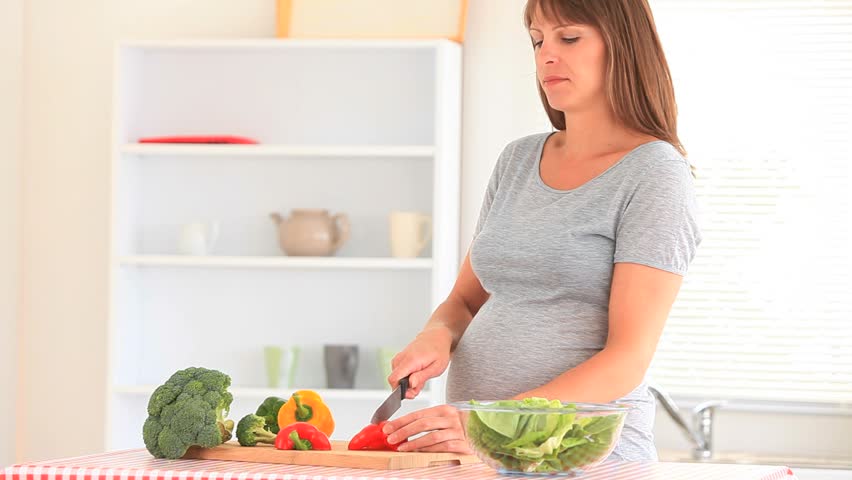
[1,449,799,480]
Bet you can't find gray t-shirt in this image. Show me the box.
[446,132,702,462]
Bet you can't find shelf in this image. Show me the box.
[107,40,459,451]
[121,38,457,51]
[113,385,432,401]
[118,255,433,270]
[120,144,435,158]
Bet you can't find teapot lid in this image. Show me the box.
[291,208,329,215]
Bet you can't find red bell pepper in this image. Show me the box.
[274,422,332,450]
[348,421,406,451]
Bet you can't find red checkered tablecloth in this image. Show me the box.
[1,449,798,480]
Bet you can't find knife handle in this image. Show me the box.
[399,375,409,399]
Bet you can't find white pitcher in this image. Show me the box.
[178,221,220,255]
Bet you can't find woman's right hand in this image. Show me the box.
[387,326,453,399]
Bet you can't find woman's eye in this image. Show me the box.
[532,37,578,48]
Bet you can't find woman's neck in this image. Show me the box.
[557,104,652,161]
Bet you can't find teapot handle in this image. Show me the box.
[269,212,286,225]
[330,213,350,253]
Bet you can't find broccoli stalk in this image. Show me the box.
[142,367,235,459]
[236,414,277,446]
[217,404,236,442]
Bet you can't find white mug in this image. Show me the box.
[178,221,220,255]
[389,211,432,258]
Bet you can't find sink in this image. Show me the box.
[658,449,852,470]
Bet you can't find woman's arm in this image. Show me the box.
[419,249,490,353]
[513,262,683,402]
[387,249,490,397]
[380,250,489,454]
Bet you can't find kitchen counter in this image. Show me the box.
[1,449,798,480]
[659,449,852,471]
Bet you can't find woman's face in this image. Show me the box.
[528,12,608,113]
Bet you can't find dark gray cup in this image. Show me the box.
[324,344,359,388]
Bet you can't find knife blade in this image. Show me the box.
[370,375,409,424]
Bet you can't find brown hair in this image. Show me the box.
[524,0,686,158]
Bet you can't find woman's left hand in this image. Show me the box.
[380,404,473,454]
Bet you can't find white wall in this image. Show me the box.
[15,0,852,465]
[459,0,552,249]
[18,0,277,463]
[0,0,23,469]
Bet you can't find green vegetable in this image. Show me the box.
[236,414,277,446]
[255,396,286,434]
[142,367,235,459]
[465,398,624,474]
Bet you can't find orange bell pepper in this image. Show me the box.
[277,390,335,437]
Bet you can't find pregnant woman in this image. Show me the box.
[382,0,701,462]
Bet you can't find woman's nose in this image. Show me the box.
[538,42,559,64]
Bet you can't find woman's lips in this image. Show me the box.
[542,76,569,86]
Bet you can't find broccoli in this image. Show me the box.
[142,367,235,459]
[255,396,286,434]
[236,414,277,446]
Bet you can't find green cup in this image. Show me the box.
[264,346,283,388]
[377,347,397,390]
[264,345,300,388]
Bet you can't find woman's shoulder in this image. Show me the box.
[490,132,553,175]
[493,132,552,161]
[622,141,698,202]
[503,131,553,153]
[624,139,692,177]
[648,139,688,164]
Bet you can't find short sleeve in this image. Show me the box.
[614,158,702,276]
[473,142,515,238]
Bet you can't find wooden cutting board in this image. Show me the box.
[183,441,481,470]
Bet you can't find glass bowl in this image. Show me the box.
[451,399,631,476]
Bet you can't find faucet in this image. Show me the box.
[647,383,728,460]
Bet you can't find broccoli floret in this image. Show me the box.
[255,396,286,434]
[236,414,277,446]
[142,367,235,459]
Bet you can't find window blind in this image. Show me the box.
[646,1,852,405]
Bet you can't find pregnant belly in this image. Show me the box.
[445,307,604,402]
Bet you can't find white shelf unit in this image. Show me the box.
[107,38,461,449]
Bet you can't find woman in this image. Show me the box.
[381,0,701,462]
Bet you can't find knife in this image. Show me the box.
[370,374,410,424]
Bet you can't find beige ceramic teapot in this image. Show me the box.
[269,209,350,256]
